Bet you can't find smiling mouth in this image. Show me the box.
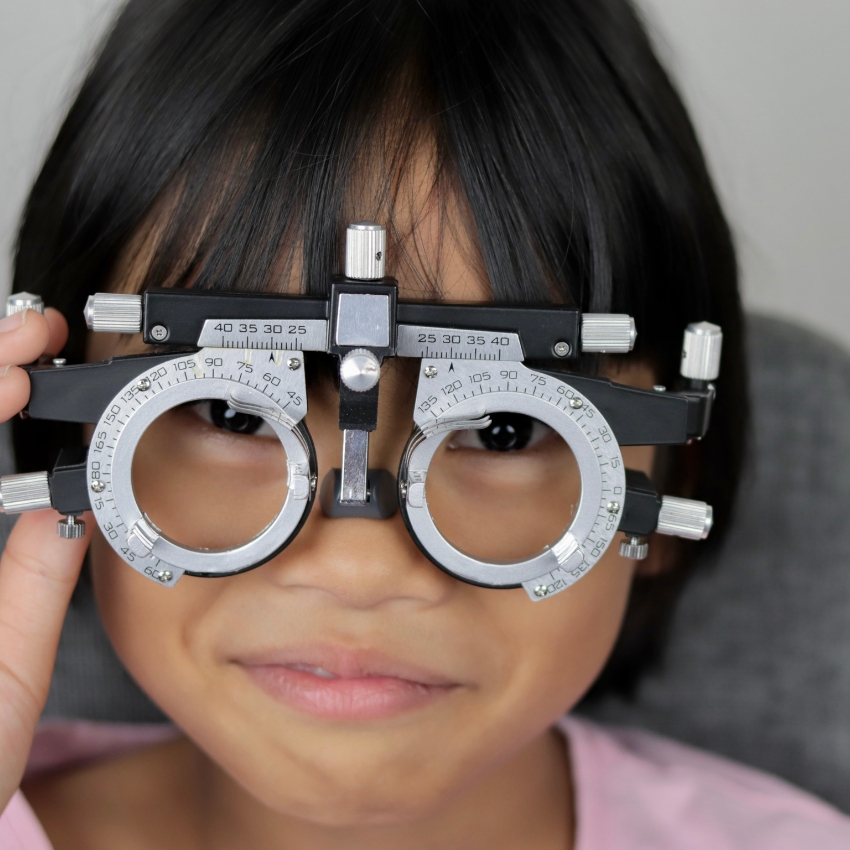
[238,650,462,721]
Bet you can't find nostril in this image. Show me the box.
[319,469,399,519]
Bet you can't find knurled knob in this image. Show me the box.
[340,348,381,392]
[656,496,713,540]
[84,293,143,333]
[345,222,386,280]
[581,314,637,353]
[680,321,723,381]
[57,515,86,539]
[0,472,52,514]
[619,536,649,560]
[6,292,44,317]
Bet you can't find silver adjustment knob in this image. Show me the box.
[619,536,649,560]
[656,496,713,540]
[57,515,86,539]
[0,472,52,514]
[84,293,143,333]
[6,292,44,317]
[340,348,381,392]
[581,314,637,353]
[345,222,386,281]
[680,321,722,381]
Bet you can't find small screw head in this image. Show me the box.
[90,480,106,494]
[399,482,408,499]
[52,358,67,367]
[607,501,620,514]
[155,570,173,584]
[569,397,583,409]
[553,341,571,358]
[136,377,151,391]
[653,385,667,393]
[534,585,550,598]
[287,357,301,370]
[150,325,168,342]
[424,365,438,378]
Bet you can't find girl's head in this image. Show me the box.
[14,0,745,825]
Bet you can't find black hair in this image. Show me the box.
[12,0,746,698]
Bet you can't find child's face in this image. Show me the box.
[87,215,656,826]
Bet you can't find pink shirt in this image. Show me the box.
[3,716,849,849]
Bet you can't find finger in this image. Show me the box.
[0,310,51,367]
[0,366,32,424]
[44,308,69,358]
[0,511,91,803]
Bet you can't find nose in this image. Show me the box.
[259,505,456,610]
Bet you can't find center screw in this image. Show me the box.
[569,397,583,409]
[287,357,301,370]
[91,480,106,493]
[136,377,151,391]
[553,341,571,357]
[150,325,168,342]
[424,365,438,378]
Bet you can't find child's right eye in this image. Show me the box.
[186,400,276,437]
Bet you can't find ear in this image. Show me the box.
[633,533,679,578]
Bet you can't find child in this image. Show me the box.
[1,0,848,847]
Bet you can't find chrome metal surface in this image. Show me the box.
[52,359,67,367]
[6,292,44,317]
[581,314,637,353]
[396,325,524,361]
[656,496,713,540]
[345,221,386,280]
[57,515,86,539]
[87,348,314,584]
[335,294,390,348]
[553,341,571,357]
[0,472,52,513]
[197,318,328,351]
[85,293,143,333]
[680,321,723,381]
[400,359,626,601]
[90,480,106,494]
[340,429,369,505]
[340,349,381,392]
[619,536,649,560]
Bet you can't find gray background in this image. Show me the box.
[1,0,849,346]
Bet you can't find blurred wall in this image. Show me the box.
[1,0,848,348]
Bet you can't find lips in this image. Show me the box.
[237,646,462,721]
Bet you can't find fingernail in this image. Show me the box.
[0,365,11,379]
[0,310,26,333]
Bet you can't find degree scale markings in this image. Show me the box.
[87,348,309,583]
[409,358,626,596]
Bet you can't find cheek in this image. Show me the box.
[476,546,635,743]
[89,534,225,718]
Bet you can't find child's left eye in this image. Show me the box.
[187,400,277,437]
[446,413,554,452]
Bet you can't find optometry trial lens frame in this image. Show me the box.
[0,223,722,601]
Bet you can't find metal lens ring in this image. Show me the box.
[400,360,626,601]
[87,349,315,585]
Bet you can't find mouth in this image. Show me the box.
[237,646,462,721]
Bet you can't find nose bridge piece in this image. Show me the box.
[330,222,398,508]
[319,469,399,519]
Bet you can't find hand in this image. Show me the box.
[0,307,92,809]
